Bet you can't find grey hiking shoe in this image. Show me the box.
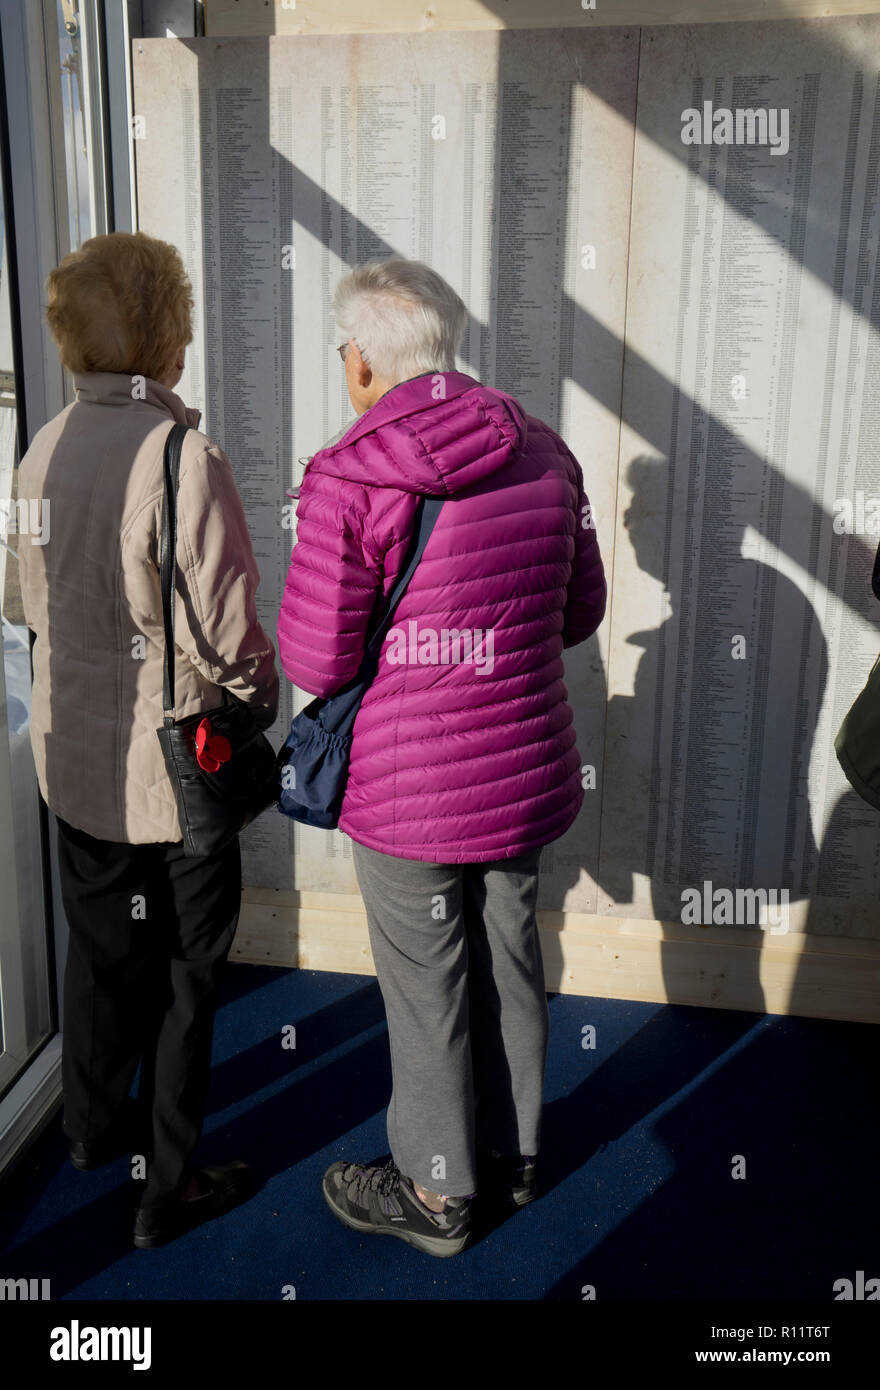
[322,1157,473,1257]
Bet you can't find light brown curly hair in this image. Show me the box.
[45,230,194,380]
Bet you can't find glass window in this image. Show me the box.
[0,131,53,1099]
[0,0,103,1101]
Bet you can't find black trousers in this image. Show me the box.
[54,812,241,1210]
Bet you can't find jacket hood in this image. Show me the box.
[306,371,527,497]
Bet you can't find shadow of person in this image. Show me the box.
[536,450,832,1171]
[609,453,830,1017]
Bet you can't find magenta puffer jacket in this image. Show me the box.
[277,370,606,863]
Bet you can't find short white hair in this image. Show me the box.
[333,257,467,383]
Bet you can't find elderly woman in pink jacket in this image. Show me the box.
[17,232,278,1249]
[278,257,606,1257]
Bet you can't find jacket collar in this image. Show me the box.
[72,372,202,429]
[327,371,480,454]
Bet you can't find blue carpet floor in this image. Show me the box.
[0,964,875,1300]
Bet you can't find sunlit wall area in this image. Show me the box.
[2,0,880,1181]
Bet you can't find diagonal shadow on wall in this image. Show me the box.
[155,13,880,1269]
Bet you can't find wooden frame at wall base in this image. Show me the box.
[233,889,880,1025]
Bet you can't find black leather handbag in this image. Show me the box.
[276,494,443,828]
[155,422,278,857]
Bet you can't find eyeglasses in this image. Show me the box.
[337,340,366,362]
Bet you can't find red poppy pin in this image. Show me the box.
[195,718,232,772]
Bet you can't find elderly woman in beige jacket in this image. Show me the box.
[16,230,278,1249]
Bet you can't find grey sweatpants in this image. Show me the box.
[351,839,549,1197]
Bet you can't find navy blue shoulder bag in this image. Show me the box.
[276,494,444,828]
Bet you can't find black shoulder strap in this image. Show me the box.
[160,422,442,721]
[363,494,444,661]
[313,493,446,721]
[159,422,189,723]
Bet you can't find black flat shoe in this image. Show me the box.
[132,1160,253,1249]
[68,1102,144,1172]
[475,1145,539,1207]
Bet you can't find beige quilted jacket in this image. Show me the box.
[15,372,279,844]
